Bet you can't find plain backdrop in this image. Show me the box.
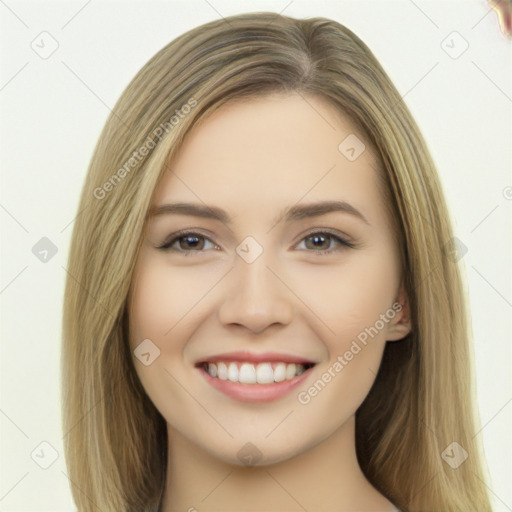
[1,0,511,510]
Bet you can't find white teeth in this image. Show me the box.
[256,363,274,384]
[203,361,311,384]
[239,363,257,384]
[273,363,286,382]
[217,362,228,380]
[208,363,217,378]
[228,362,239,382]
[285,363,296,380]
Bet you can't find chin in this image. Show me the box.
[206,438,311,469]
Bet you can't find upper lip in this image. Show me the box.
[195,350,317,366]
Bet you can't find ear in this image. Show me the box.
[386,284,412,342]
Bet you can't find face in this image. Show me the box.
[128,92,411,466]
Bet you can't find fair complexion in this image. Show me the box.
[128,92,411,511]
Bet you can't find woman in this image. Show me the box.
[61,12,492,512]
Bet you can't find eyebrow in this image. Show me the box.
[149,200,370,226]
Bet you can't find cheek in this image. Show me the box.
[127,259,204,416]
[128,257,207,348]
[294,267,393,424]
[295,249,398,339]
[129,280,167,351]
[127,256,221,402]
[293,247,397,403]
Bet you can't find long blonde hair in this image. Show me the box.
[61,12,492,511]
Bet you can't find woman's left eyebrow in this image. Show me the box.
[149,200,370,226]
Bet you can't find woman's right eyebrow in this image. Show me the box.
[149,200,370,227]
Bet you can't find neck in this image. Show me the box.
[160,416,397,512]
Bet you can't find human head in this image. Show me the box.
[62,12,491,512]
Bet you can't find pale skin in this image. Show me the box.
[128,93,412,511]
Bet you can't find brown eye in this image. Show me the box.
[175,234,205,250]
[297,231,354,255]
[304,233,331,250]
[157,231,218,254]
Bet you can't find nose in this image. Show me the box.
[217,251,294,334]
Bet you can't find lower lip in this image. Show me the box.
[198,365,315,403]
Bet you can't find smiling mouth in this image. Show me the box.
[196,361,316,385]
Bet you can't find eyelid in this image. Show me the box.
[298,227,354,247]
[157,227,356,254]
[156,229,219,253]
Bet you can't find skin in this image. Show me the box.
[128,92,412,511]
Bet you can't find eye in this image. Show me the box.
[157,229,355,256]
[157,230,219,255]
[296,230,355,255]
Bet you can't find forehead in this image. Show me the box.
[153,93,384,226]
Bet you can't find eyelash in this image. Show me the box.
[157,229,355,256]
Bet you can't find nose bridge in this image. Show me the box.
[236,245,274,295]
[218,238,293,332]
